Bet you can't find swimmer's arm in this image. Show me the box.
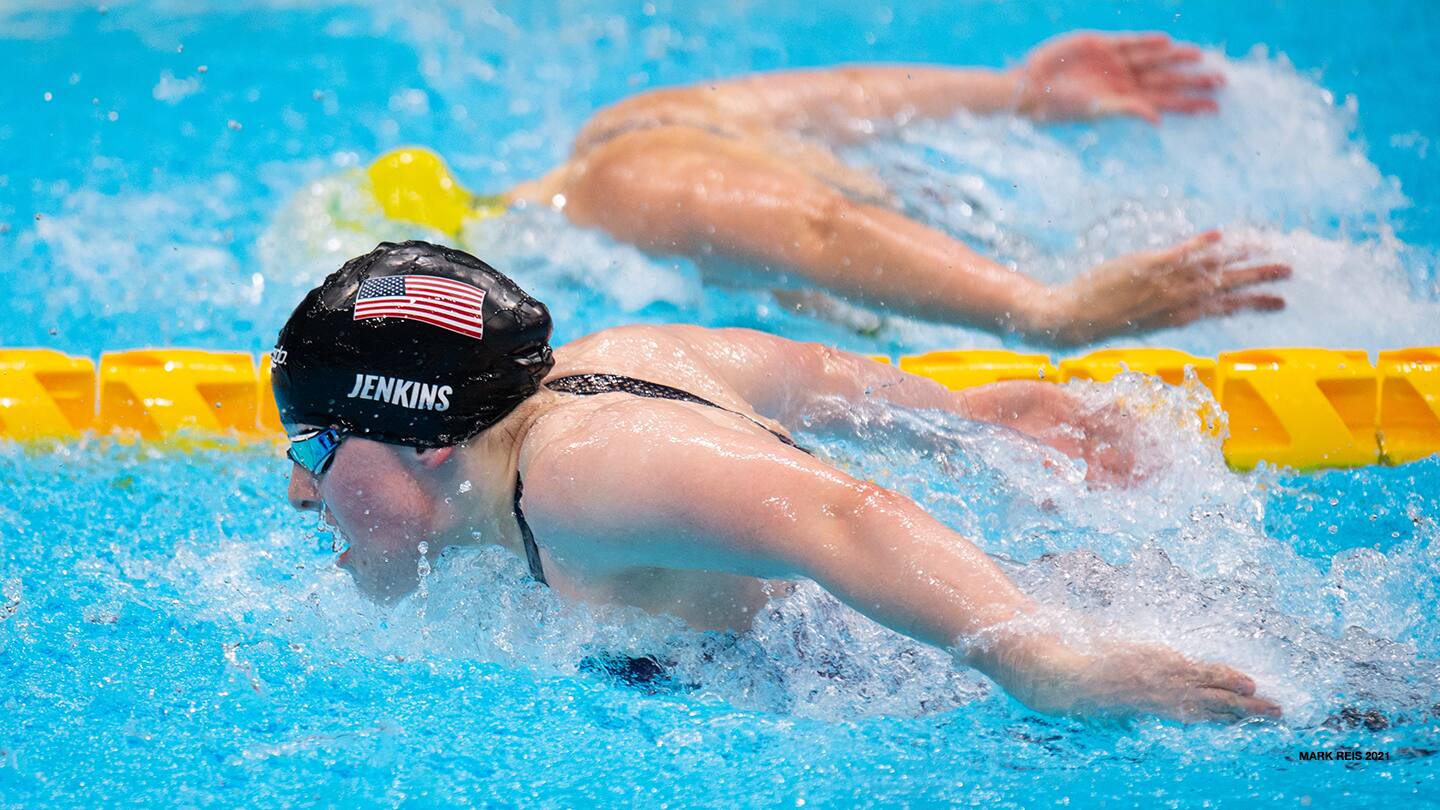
[523,406,1036,652]
[701,33,1220,138]
[698,328,1122,479]
[522,411,1279,723]
[712,67,1023,140]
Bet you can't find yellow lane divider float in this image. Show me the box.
[1,346,1436,470]
[0,350,96,440]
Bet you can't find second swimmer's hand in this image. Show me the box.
[1015,32,1224,124]
[1027,231,1291,345]
[1000,638,1284,724]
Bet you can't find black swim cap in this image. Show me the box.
[271,241,554,447]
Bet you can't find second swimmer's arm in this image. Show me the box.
[719,66,1024,139]
[707,32,1221,139]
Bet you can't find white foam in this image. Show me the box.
[854,48,1438,351]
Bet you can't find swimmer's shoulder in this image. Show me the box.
[554,326,769,401]
[553,324,724,369]
[571,78,793,163]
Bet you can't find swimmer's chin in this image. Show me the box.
[335,551,422,606]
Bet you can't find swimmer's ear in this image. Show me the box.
[413,446,455,469]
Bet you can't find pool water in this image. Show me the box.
[2,1,1438,806]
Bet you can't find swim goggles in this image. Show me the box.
[287,426,349,476]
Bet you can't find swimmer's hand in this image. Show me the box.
[986,636,1283,724]
[1029,231,1291,345]
[1015,32,1224,124]
[961,381,1141,486]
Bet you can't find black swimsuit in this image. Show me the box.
[513,373,807,586]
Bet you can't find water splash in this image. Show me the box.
[854,48,1439,351]
[43,375,1421,733]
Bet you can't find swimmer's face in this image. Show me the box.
[286,426,454,602]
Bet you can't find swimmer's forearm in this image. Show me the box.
[827,65,1024,120]
[749,197,1054,330]
[721,333,1078,432]
[785,498,1134,718]
[784,494,1117,716]
[784,343,975,419]
[785,484,1037,650]
[724,66,1023,136]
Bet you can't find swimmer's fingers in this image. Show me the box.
[1161,230,1223,264]
[1181,688,1284,723]
[1113,33,1173,54]
[1195,663,1257,696]
[1150,293,1286,330]
[1181,237,1289,284]
[1174,263,1291,299]
[1124,41,1204,72]
[1218,263,1292,290]
[1191,244,1254,269]
[1148,93,1221,115]
[1098,96,1160,125]
[1175,257,1290,289]
[1137,71,1225,94]
[1186,246,1255,270]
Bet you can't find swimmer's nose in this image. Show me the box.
[287,463,322,513]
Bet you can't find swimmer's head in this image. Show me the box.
[271,240,554,447]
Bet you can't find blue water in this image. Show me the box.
[2,1,1438,806]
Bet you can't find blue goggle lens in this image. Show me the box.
[286,427,348,476]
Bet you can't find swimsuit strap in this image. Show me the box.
[512,373,808,586]
[514,475,547,586]
[544,373,806,450]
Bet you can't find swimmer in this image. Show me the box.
[367,31,1291,344]
[274,240,1282,724]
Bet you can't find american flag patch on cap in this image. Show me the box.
[353,274,486,340]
